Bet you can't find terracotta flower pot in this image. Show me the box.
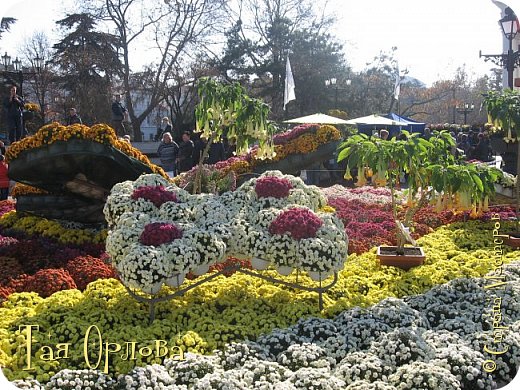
[376,246,425,270]
[504,234,520,248]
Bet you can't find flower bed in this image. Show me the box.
[1,219,517,384]
[0,201,113,302]
[5,257,519,388]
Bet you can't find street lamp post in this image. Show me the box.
[325,78,351,109]
[456,103,474,125]
[480,6,520,231]
[1,52,24,95]
[1,52,45,97]
[479,7,520,89]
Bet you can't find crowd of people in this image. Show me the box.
[372,126,493,162]
[454,130,492,162]
[156,130,232,177]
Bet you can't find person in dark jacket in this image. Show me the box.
[157,132,179,176]
[472,133,492,161]
[155,117,172,141]
[66,108,82,125]
[223,137,236,159]
[207,141,225,164]
[111,94,128,137]
[177,132,194,173]
[2,85,25,144]
[191,133,206,167]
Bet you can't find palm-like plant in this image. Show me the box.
[338,130,500,255]
[339,132,435,254]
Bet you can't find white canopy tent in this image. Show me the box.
[283,113,350,125]
[344,114,408,126]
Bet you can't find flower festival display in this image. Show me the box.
[105,171,348,294]
[173,123,343,193]
[337,130,503,268]
[4,260,518,389]
[2,165,520,389]
[5,122,170,223]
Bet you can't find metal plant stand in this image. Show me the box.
[123,264,339,323]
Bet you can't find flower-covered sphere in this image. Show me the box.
[139,222,183,246]
[131,185,178,207]
[255,176,293,199]
[269,207,323,240]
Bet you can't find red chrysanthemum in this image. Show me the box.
[131,185,178,207]
[65,255,116,290]
[0,286,14,301]
[269,207,323,240]
[255,176,293,199]
[139,222,183,246]
[23,269,77,298]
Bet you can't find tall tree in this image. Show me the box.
[86,0,226,141]
[0,17,16,40]
[215,0,346,118]
[20,32,56,125]
[52,13,123,125]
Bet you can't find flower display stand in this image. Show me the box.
[123,263,338,323]
[8,139,155,223]
[252,141,340,176]
[8,139,154,195]
[16,194,106,223]
[494,183,516,198]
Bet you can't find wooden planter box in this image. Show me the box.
[489,138,518,175]
[377,246,426,270]
[504,233,520,248]
[494,183,517,198]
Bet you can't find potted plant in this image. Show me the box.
[338,131,457,269]
[427,162,502,218]
[192,78,276,194]
[484,90,520,174]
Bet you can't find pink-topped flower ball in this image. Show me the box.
[269,207,323,240]
[131,185,178,207]
[255,176,293,199]
[139,222,183,246]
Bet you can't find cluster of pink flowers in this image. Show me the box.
[213,156,249,170]
[480,205,517,221]
[269,207,323,240]
[139,222,183,246]
[255,176,293,199]
[131,185,178,207]
[273,124,318,145]
[0,199,15,217]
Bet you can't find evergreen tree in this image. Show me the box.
[52,13,123,125]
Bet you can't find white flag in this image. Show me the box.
[394,67,401,100]
[284,56,296,109]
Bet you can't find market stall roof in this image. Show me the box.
[283,113,350,124]
[383,113,426,132]
[345,114,408,126]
